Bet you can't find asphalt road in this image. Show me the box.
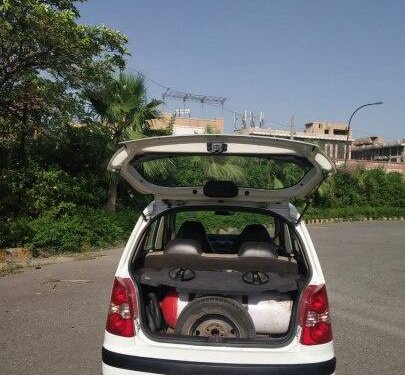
[0,221,404,374]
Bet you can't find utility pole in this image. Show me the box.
[289,115,295,139]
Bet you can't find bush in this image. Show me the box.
[1,162,404,253]
[28,203,138,253]
[25,167,106,215]
[0,164,106,217]
[314,167,405,208]
[0,216,33,248]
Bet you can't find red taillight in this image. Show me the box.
[299,284,332,345]
[106,277,138,337]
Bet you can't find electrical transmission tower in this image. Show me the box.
[233,110,266,130]
[162,89,227,117]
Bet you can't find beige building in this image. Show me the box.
[304,122,349,137]
[353,136,384,148]
[237,121,353,161]
[351,138,404,163]
[150,113,224,135]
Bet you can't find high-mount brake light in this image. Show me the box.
[299,284,333,345]
[106,277,138,337]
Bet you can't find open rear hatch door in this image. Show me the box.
[108,134,335,204]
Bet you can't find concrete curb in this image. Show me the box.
[305,217,404,224]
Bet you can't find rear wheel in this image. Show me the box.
[174,296,256,339]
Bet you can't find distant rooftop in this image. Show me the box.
[242,128,340,140]
[149,112,224,135]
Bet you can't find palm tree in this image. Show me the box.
[86,72,165,212]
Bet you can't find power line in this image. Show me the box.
[133,69,240,114]
[163,89,226,106]
[133,69,286,128]
[134,70,169,90]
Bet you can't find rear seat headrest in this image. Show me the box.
[232,224,273,252]
[176,220,213,253]
[240,224,273,243]
[164,238,203,255]
[238,242,278,258]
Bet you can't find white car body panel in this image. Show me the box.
[103,208,335,374]
[102,364,335,375]
[103,330,334,364]
[102,135,336,374]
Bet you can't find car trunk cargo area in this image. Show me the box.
[134,269,305,344]
[130,208,310,346]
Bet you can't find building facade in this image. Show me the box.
[150,112,224,135]
[237,121,352,162]
[351,139,405,163]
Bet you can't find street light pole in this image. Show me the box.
[344,101,383,166]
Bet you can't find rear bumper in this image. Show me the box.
[102,347,336,375]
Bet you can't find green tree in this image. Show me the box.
[204,124,219,134]
[85,72,165,212]
[0,0,128,165]
[0,0,129,227]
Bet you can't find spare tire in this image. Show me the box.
[174,296,256,339]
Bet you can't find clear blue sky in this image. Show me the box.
[79,0,404,140]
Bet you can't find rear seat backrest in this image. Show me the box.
[238,242,278,258]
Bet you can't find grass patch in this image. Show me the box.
[0,261,23,277]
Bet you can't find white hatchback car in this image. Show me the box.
[101,135,336,375]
